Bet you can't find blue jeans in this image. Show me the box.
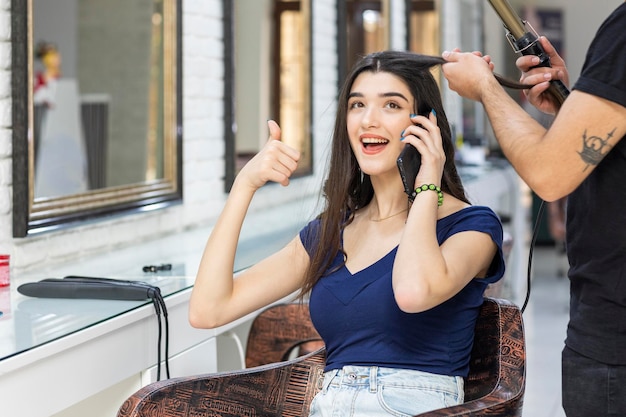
[308,365,464,417]
[562,346,626,417]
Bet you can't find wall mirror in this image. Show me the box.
[406,0,439,55]
[337,0,390,85]
[12,0,182,237]
[223,0,312,191]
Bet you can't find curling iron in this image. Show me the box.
[487,0,570,109]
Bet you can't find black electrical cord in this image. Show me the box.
[150,287,170,379]
[521,199,546,314]
[151,295,163,381]
[57,276,171,380]
[160,294,170,379]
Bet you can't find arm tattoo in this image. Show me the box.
[579,128,615,171]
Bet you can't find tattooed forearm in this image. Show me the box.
[579,128,615,171]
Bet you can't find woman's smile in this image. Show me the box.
[360,134,390,154]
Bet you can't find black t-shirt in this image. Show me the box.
[566,3,626,365]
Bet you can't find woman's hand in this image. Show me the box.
[237,120,301,190]
[516,36,569,115]
[400,110,445,186]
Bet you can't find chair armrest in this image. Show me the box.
[246,303,322,368]
[117,349,325,417]
[414,388,524,417]
[415,298,526,417]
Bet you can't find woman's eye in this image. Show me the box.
[349,101,364,109]
[386,101,401,109]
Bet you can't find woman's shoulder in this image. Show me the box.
[438,204,503,238]
[298,217,322,254]
[440,200,499,222]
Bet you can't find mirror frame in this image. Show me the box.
[337,0,391,88]
[11,0,183,237]
[222,0,313,192]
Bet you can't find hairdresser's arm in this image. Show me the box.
[189,121,307,329]
[442,51,626,201]
[516,36,570,115]
[392,113,497,313]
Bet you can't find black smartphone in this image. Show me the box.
[397,110,430,200]
[396,143,421,201]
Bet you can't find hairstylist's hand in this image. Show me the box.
[400,110,445,186]
[469,48,496,72]
[516,36,569,115]
[441,50,498,102]
[237,120,300,190]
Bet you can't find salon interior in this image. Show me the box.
[0,1,615,416]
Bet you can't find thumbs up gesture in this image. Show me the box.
[237,120,301,190]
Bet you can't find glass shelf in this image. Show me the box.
[0,273,195,362]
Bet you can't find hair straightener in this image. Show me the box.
[18,276,171,380]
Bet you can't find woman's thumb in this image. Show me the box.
[267,119,281,141]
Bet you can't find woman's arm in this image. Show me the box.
[392,113,498,313]
[393,213,497,313]
[189,121,307,329]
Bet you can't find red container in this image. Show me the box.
[0,254,10,287]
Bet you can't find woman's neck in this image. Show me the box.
[366,183,409,221]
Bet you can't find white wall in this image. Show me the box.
[388,0,407,50]
[561,0,620,83]
[0,1,14,257]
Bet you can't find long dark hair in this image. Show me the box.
[300,51,522,297]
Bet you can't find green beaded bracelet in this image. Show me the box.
[414,184,444,206]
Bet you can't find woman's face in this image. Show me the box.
[346,71,415,179]
[43,50,61,73]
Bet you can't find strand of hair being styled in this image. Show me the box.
[410,54,529,90]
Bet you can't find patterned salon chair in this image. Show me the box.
[117,297,525,417]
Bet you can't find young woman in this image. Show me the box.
[190,51,506,416]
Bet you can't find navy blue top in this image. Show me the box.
[299,206,505,376]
